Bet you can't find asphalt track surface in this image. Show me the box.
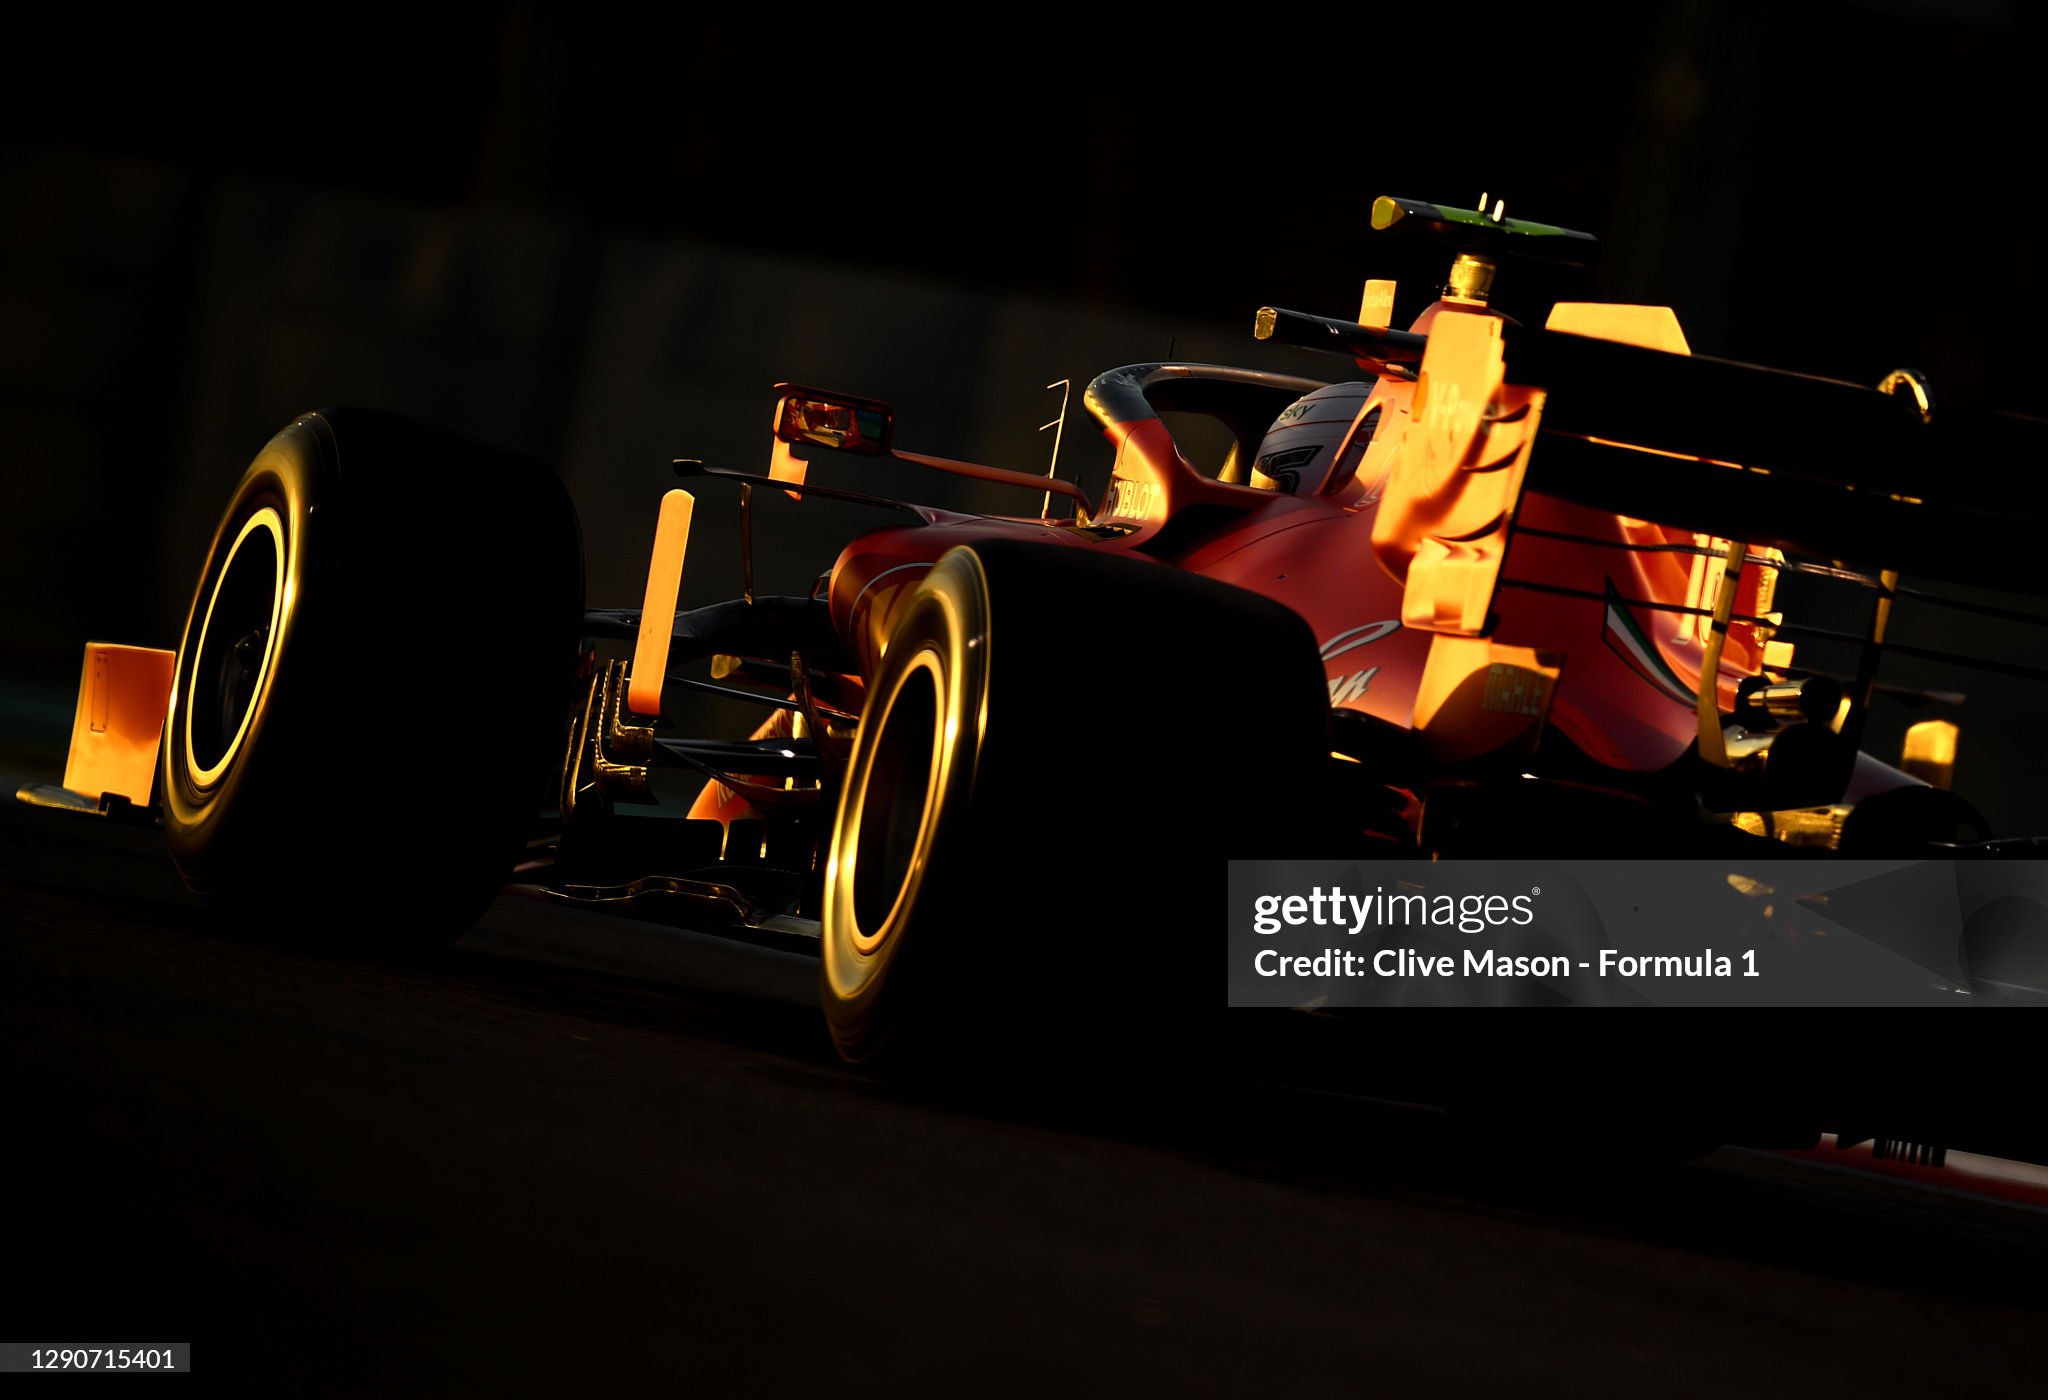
[7,789,2048,1396]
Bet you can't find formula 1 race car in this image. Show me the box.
[22,195,2048,1076]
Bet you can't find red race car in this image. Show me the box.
[23,195,2048,1069]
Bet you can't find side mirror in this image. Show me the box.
[773,384,895,457]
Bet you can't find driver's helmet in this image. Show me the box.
[1248,382,1374,496]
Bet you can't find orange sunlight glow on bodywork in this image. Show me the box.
[628,489,694,717]
[64,643,175,803]
[1901,719,1959,789]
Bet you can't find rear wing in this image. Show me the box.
[1258,196,2048,798]
[1510,328,2048,595]
[1257,303,2048,597]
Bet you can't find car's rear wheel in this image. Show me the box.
[161,409,583,944]
[820,538,1333,1063]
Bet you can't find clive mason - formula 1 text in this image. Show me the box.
[1250,948,1761,980]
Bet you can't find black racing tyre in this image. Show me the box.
[820,537,1334,1064]
[161,409,583,943]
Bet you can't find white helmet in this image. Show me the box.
[1249,382,1375,496]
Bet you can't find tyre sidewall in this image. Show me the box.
[162,410,583,939]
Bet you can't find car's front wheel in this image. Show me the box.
[820,538,1334,1063]
[161,409,583,944]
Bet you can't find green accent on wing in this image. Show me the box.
[1604,582,1697,705]
[1372,195,1589,242]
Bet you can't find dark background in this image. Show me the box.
[8,9,2048,1390]
[4,0,2044,824]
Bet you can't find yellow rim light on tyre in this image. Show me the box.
[183,505,288,787]
[822,548,991,1029]
[842,648,946,955]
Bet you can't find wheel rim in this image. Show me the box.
[183,506,286,787]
